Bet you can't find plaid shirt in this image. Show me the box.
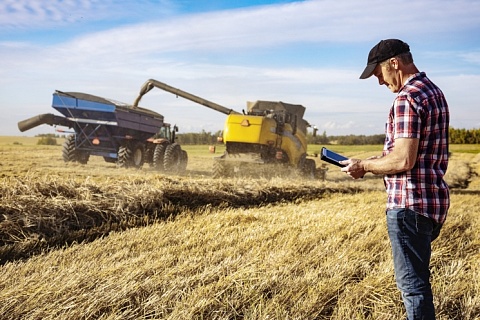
[383,72,450,224]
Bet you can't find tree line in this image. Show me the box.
[449,127,480,144]
[176,130,223,145]
[35,127,480,145]
[176,127,480,145]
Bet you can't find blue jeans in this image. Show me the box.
[386,208,442,320]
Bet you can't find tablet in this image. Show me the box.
[320,147,348,167]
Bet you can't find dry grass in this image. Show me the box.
[0,137,479,319]
[445,151,480,190]
[0,191,478,319]
[0,173,365,263]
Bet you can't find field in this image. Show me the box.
[0,136,479,320]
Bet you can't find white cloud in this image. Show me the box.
[324,120,355,130]
[0,0,96,27]
[460,51,480,65]
[50,0,480,54]
[4,0,480,48]
[0,0,176,29]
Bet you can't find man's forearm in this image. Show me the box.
[362,154,412,175]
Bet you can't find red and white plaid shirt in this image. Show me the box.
[383,72,450,224]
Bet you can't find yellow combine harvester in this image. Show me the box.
[133,79,319,178]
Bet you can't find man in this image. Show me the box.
[340,39,450,319]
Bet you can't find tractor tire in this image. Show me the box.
[297,153,307,170]
[62,134,90,164]
[212,159,226,179]
[152,143,168,171]
[179,149,188,172]
[164,143,182,172]
[303,158,316,179]
[117,141,145,169]
[144,143,155,165]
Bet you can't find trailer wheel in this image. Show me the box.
[117,145,129,168]
[117,141,145,169]
[132,142,145,168]
[117,144,132,168]
[62,135,75,163]
[152,143,168,171]
[164,143,181,172]
[62,134,90,164]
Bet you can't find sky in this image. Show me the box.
[1,0,480,137]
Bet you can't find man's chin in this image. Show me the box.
[387,85,398,93]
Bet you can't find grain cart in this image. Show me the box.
[132,79,318,178]
[17,91,187,171]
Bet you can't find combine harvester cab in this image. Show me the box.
[18,90,187,171]
[217,100,314,178]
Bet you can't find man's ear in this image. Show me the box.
[391,58,399,70]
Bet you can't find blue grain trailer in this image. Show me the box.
[18,91,187,171]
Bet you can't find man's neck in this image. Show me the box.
[400,64,420,84]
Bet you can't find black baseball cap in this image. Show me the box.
[359,39,410,79]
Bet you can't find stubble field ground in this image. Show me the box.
[0,136,479,320]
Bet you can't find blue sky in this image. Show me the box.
[1,0,479,136]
